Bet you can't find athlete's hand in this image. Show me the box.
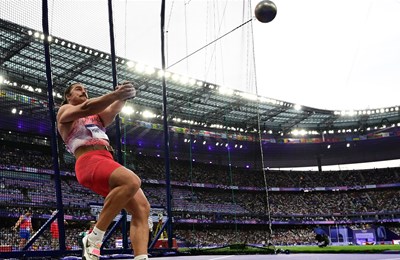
[115,81,137,100]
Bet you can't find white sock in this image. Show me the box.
[134,254,148,260]
[88,226,105,244]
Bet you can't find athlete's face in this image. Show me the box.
[67,84,89,105]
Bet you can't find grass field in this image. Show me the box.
[279,244,400,253]
[180,244,400,255]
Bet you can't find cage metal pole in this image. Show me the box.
[107,0,129,251]
[160,0,174,248]
[41,0,66,253]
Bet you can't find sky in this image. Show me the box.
[2,0,400,170]
[2,0,400,111]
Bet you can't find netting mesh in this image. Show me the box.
[0,1,273,256]
[2,1,42,29]
[1,0,118,254]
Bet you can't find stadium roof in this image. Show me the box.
[3,19,400,168]
[1,18,400,136]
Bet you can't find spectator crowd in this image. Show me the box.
[1,137,400,249]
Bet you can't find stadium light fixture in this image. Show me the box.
[121,106,134,115]
[142,110,156,118]
[179,76,189,85]
[188,78,196,86]
[239,92,258,101]
[171,73,180,82]
[126,61,135,68]
[144,66,155,75]
[219,86,234,96]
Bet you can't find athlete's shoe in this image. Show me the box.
[134,256,149,260]
[82,235,101,260]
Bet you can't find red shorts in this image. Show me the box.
[75,150,122,197]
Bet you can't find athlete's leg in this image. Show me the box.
[125,188,150,257]
[95,167,141,231]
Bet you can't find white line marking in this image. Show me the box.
[209,256,235,260]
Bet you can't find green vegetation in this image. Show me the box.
[279,244,400,254]
[178,244,400,255]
